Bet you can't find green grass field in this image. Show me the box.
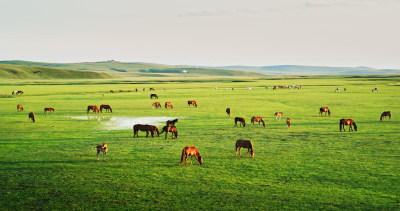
[1,76,399,210]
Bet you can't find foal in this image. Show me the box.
[93,142,108,161]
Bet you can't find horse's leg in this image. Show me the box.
[190,156,193,165]
[238,147,242,156]
[165,131,168,140]
[96,150,100,161]
[103,151,106,162]
[146,130,149,137]
[235,146,238,156]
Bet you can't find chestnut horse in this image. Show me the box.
[44,108,55,113]
[187,100,197,108]
[226,108,231,118]
[17,104,23,112]
[319,107,331,116]
[380,111,391,121]
[133,124,159,137]
[100,104,112,113]
[251,116,265,127]
[286,118,291,128]
[152,102,161,109]
[166,118,178,126]
[150,94,158,99]
[92,142,108,161]
[87,105,100,113]
[340,119,357,132]
[160,125,178,139]
[180,146,203,166]
[235,117,246,127]
[274,112,283,120]
[29,112,35,123]
[165,102,173,109]
[235,139,254,158]
[150,88,155,91]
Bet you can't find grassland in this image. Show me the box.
[0,76,399,210]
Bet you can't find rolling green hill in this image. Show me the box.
[0,60,264,77]
[0,63,113,79]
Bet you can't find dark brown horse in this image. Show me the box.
[380,111,391,121]
[150,94,158,99]
[44,108,55,113]
[274,112,283,120]
[133,124,159,137]
[340,119,357,132]
[235,139,254,158]
[165,102,173,109]
[150,88,155,91]
[180,146,203,166]
[187,100,197,108]
[226,108,231,118]
[17,104,23,112]
[87,105,100,113]
[100,104,112,113]
[166,119,178,126]
[319,107,331,116]
[92,142,108,161]
[160,125,178,139]
[286,118,291,128]
[235,117,246,127]
[152,102,161,109]
[29,112,35,123]
[251,116,265,127]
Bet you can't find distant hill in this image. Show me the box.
[0,60,263,77]
[214,65,400,75]
[0,63,113,79]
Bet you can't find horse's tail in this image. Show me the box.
[339,119,343,131]
[180,148,186,165]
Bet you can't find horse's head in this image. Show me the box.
[198,155,203,165]
[328,110,331,116]
[353,122,358,131]
[155,127,160,136]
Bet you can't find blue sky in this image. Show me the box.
[1,0,399,68]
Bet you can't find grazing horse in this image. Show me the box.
[319,107,331,116]
[339,119,357,132]
[165,102,173,109]
[286,118,291,128]
[44,108,55,113]
[274,112,283,120]
[380,111,391,121]
[92,142,108,161]
[100,104,112,113]
[234,117,246,127]
[251,116,265,127]
[150,88,155,91]
[166,118,178,126]
[335,88,340,92]
[150,94,158,99]
[17,104,23,112]
[160,125,178,139]
[372,88,378,92]
[187,100,197,108]
[133,124,158,137]
[226,108,231,118]
[87,105,100,113]
[344,88,347,91]
[180,146,203,166]
[235,139,254,158]
[28,112,35,123]
[152,102,161,109]
[12,90,23,95]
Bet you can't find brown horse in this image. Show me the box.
[180,146,203,166]
[286,118,291,128]
[340,119,357,132]
[29,112,35,123]
[17,104,23,112]
[226,108,231,118]
[44,108,55,113]
[251,116,265,127]
[160,125,178,139]
[92,142,108,161]
[380,111,391,121]
[235,117,246,127]
[87,105,100,113]
[187,100,197,108]
[150,94,158,99]
[235,139,254,158]
[319,107,331,116]
[165,102,173,109]
[100,104,112,113]
[166,118,178,126]
[274,112,283,120]
[150,88,155,91]
[133,124,159,137]
[152,102,161,109]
